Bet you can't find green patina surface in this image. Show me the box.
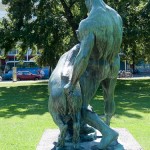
[48,0,123,149]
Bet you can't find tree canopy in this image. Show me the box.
[0,0,149,68]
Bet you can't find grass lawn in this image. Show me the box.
[0,79,150,150]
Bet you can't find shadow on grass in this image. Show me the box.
[0,83,49,118]
[0,80,150,119]
[91,79,150,119]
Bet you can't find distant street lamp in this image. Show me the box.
[27,47,32,61]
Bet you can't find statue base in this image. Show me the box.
[36,128,143,150]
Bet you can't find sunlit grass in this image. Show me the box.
[0,80,150,150]
[0,81,56,150]
[91,79,150,150]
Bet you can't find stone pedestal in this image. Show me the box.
[36,128,143,150]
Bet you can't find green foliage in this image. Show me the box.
[138,0,150,62]
[0,0,85,67]
[106,0,150,65]
[0,0,149,67]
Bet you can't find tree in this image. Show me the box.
[105,0,150,72]
[0,0,86,67]
[138,0,150,62]
[0,0,149,69]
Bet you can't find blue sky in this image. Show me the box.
[0,0,7,18]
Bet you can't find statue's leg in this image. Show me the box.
[48,92,68,147]
[72,112,80,148]
[101,78,117,126]
[79,70,101,140]
[82,107,118,149]
[50,112,68,148]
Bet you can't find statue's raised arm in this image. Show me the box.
[64,22,95,94]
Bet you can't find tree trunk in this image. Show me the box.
[132,50,136,74]
[60,0,78,40]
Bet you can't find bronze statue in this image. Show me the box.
[48,44,82,149]
[48,0,123,149]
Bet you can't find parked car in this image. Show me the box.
[2,70,12,80]
[17,71,42,81]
